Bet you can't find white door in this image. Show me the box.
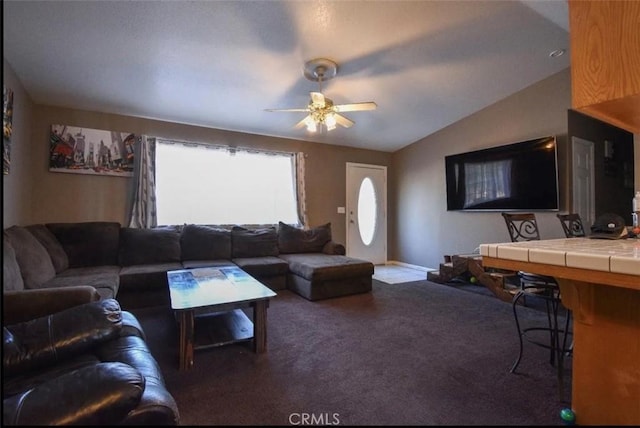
[346,163,387,264]
[572,136,595,228]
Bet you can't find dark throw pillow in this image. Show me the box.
[231,226,279,258]
[26,224,69,273]
[278,221,332,254]
[3,236,25,291]
[46,222,121,268]
[180,224,231,261]
[119,227,181,266]
[4,226,56,289]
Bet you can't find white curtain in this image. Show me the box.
[295,152,308,228]
[127,135,157,228]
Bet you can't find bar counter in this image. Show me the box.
[480,237,640,426]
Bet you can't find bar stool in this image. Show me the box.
[501,213,573,400]
[557,213,587,238]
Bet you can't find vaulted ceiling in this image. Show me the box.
[3,1,570,152]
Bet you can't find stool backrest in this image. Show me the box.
[557,213,586,237]
[501,212,540,242]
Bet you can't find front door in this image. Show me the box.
[346,163,387,264]
[572,136,595,227]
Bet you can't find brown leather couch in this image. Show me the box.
[2,294,180,425]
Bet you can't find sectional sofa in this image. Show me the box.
[3,221,374,311]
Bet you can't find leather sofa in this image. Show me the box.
[3,221,374,309]
[2,295,180,425]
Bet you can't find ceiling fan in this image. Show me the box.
[265,58,377,133]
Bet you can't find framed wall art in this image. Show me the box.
[3,86,13,175]
[49,124,135,177]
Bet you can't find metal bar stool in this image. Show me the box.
[510,277,572,401]
[557,213,587,238]
[501,212,573,401]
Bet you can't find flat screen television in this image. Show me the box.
[445,136,559,211]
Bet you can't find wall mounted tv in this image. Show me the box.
[445,136,559,211]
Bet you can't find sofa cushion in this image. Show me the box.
[3,299,123,376]
[180,224,231,261]
[3,361,145,426]
[26,225,69,273]
[119,263,183,292]
[119,227,181,266]
[47,222,121,268]
[42,266,121,300]
[278,222,332,254]
[232,256,289,277]
[3,236,25,292]
[3,352,102,399]
[4,226,56,289]
[181,260,236,269]
[231,226,279,258]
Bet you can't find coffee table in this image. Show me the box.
[167,265,277,370]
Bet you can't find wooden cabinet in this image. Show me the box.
[569,0,640,133]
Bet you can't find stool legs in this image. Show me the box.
[510,287,572,401]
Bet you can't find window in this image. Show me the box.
[155,141,299,225]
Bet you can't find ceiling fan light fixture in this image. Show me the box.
[325,113,337,131]
[304,115,317,133]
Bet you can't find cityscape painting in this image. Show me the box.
[3,86,13,175]
[49,124,135,177]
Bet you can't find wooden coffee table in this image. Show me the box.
[167,266,277,370]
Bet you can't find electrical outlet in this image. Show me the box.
[337,207,346,214]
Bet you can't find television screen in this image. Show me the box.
[445,136,559,211]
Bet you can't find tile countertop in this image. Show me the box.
[479,237,640,276]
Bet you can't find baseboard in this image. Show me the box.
[385,260,437,272]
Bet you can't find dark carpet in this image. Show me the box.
[131,279,572,426]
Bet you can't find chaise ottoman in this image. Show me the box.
[278,253,374,301]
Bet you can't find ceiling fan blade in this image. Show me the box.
[294,115,312,129]
[334,102,377,112]
[334,113,354,128]
[310,92,326,108]
[265,108,310,112]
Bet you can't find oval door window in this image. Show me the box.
[357,177,377,246]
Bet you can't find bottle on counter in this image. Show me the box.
[633,191,640,232]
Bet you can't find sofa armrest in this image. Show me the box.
[2,362,144,425]
[3,286,101,325]
[322,241,346,255]
[4,299,122,375]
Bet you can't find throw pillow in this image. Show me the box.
[278,221,332,254]
[231,226,279,258]
[3,236,25,291]
[26,224,69,273]
[4,226,56,289]
[119,227,181,266]
[46,222,121,268]
[180,224,231,261]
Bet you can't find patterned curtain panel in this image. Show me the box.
[128,135,158,228]
[295,152,308,228]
